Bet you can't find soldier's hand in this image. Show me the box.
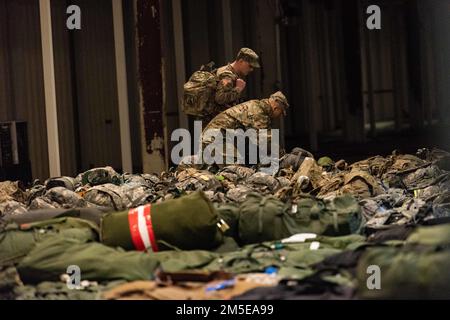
[236,79,246,92]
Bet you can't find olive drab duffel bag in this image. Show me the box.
[100,191,226,252]
[289,194,363,237]
[238,193,362,245]
[238,193,288,245]
[356,246,450,299]
[182,62,218,117]
[0,217,99,266]
[17,234,159,284]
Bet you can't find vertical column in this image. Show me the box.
[172,0,188,129]
[112,0,133,173]
[274,0,285,148]
[322,6,336,132]
[302,0,319,151]
[361,0,376,137]
[222,0,233,60]
[39,0,61,177]
[390,5,402,132]
[431,0,450,124]
[341,0,365,143]
[406,0,424,129]
[0,0,13,121]
[135,0,166,173]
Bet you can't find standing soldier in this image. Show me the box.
[213,48,260,120]
[182,48,260,127]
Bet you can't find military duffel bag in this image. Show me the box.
[0,217,99,266]
[287,194,363,237]
[17,234,159,284]
[100,191,225,251]
[238,193,362,245]
[356,245,450,299]
[215,203,240,239]
[238,193,288,245]
[5,207,106,226]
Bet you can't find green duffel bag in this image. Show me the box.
[238,193,288,245]
[101,191,224,252]
[406,223,450,247]
[0,217,99,266]
[356,245,450,299]
[17,235,159,284]
[287,194,363,237]
[238,193,362,245]
[5,207,106,226]
[215,203,240,239]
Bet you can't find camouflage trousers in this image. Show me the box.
[201,139,245,169]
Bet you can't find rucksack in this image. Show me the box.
[182,62,218,117]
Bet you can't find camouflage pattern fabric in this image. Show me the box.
[78,166,123,186]
[226,185,254,203]
[28,197,59,211]
[0,181,27,204]
[202,99,273,166]
[0,200,28,218]
[203,99,273,134]
[175,168,222,192]
[280,147,314,171]
[28,187,87,211]
[214,64,241,113]
[83,184,131,211]
[182,68,218,121]
[44,176,77,191]
[45,187,87,209]
[0,146,449,300]
[245,172,281,193]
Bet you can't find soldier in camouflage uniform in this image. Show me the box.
[201,91,289,167]
[204,48,260,124]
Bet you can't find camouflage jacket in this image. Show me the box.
[214,64,241,111]
[204,99,273,132]
[202,99,273,148]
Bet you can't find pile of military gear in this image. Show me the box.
[1,148,450,300]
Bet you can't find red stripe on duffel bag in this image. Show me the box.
[144,204,159,252]
[128,204,159,252]
[128,207,146,251]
